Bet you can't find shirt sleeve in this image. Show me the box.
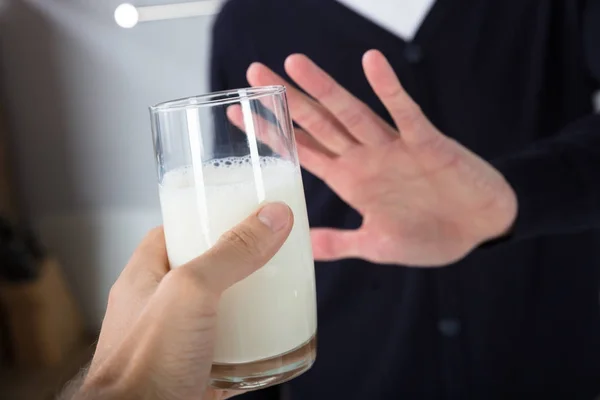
[491,115,600,241]
[584,0,600,86]
[488,0,600,242]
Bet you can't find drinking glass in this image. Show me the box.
[149,86,317,391]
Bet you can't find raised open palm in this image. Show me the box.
[246,50,517,266]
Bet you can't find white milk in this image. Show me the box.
[159,156,317,364]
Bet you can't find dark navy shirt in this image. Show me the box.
[210,1,600,398]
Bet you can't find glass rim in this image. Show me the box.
[150,85,286,112]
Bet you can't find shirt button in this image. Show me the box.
[404,43,423,63]
[438,318,461,337]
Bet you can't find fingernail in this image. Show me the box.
[258,203,290,232]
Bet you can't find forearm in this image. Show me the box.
[58,372,86,400]
[492,114,600,240]
[60,385,117,400]
[57,363,138,400]
[57,365,98,400]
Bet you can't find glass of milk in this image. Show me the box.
[149,86,317,391]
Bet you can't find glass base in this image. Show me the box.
[210,334,317,391]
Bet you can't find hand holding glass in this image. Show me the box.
[150,86,317,391]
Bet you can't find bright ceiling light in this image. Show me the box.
[114,1,223,28]
[114,3,139,29]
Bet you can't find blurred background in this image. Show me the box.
[0,0,221,398]
[0,1,599,399]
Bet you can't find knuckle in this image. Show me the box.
[140,226,164,247]
[305,114,332,134]
[414,135,461,173]
[220,228,263,257]
[411,103,424,117]
[132,227,165,259]
[163,269,220,316]
[380,85,404,101]
[375,233,396,254]
[166,267,218,301]
[314,80,336,100]
[146,226,164,239]
[394,106,422,129]
[107,284,123,308]
[420,134,455,157]
[168,266,205,289]
[337,105,365,130]
[417,132,445,150]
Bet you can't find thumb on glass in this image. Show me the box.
[178,202,294,294]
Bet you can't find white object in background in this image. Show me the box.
[337,0,436,41]
[115,1,223,28]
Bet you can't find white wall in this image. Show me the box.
[0,0,217,329]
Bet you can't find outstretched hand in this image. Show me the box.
[245,50,517,266]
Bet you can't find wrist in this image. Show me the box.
[476,184,518,248]
[491,189,518,240]
[77,375,132,400]
[78,361,145,400]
